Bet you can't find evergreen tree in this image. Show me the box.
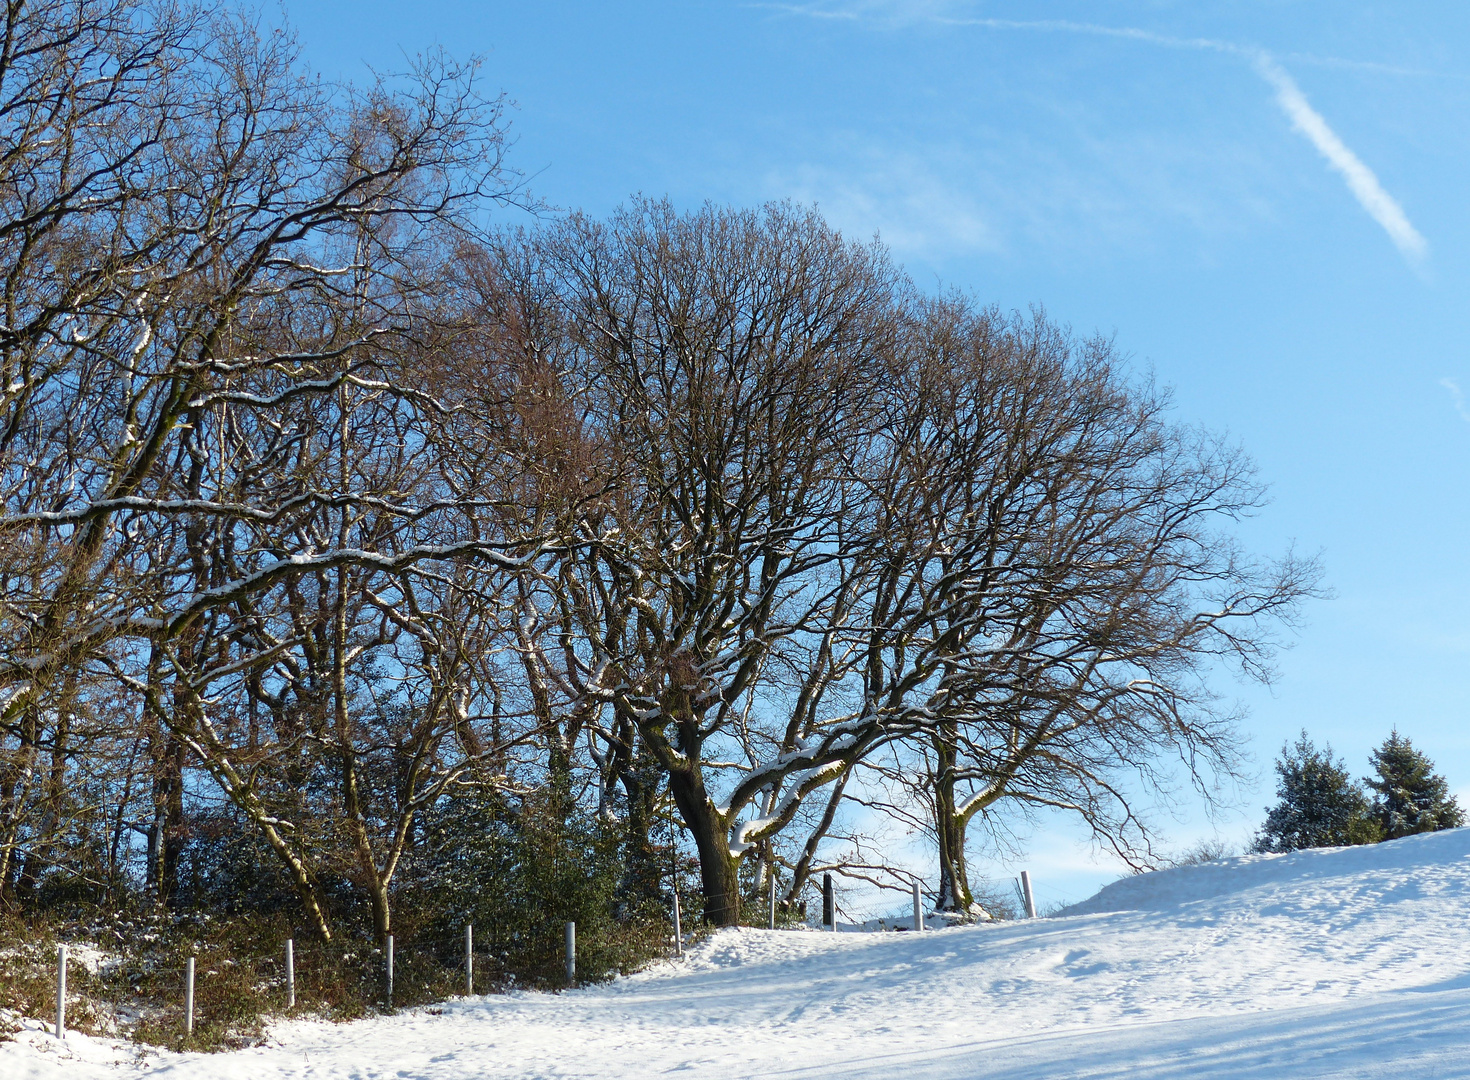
[1365,731,1464,840]
[1252,732,1380,853]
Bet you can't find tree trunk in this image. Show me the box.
[0,705,41,909]
[151,727,186,906]
[615,742,664,908]
[667,767,741,926]
[935,806,974,914]
[932,731,974,914]
[18,695,73,903]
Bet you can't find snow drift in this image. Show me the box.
[7,829,1470,1079]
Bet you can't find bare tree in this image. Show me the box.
[0,0,538,933]
[836,299,1318,914]
[480,217,1317,926]
[492,200,906,925]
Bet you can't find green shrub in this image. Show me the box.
[404,783,672,988]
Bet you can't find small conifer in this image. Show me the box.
[1365,731,1464,840]
[1253,732,1380,853]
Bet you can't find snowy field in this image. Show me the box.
[7,829,1470,1079]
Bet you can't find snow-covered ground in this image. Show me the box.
[8,829,1470,1079]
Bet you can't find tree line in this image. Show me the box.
[1,0,1318,948]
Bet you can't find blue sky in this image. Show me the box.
[291,0,1469,906]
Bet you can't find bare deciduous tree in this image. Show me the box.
[0,0,538,933]
[496,200,905,925]
[821,299,1318,914]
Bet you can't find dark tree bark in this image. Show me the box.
[931,730,973,915]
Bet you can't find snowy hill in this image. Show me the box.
[8,829,1470,1079]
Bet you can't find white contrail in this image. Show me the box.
[764,5,1432,267]
[1254,55,1428,266]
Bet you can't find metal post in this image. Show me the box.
[1021,870,1037,919]
[185,956,196,1035]
[386,935,395,1009]
[564,921,576,985]
[769,872,777,930]
[912,880,923,932]
[55,944,67,1040]
[286,939,295,1010]
[465,924,474,995]
[672,889,683,958]
[822,873,835,931]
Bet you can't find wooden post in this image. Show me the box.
[185,956,196,1035]
[286,939,295,1010]
[1021,870,1037,919]
[564,922,576,986]
[386,935,395,1009]
[55,943,67,1040]
[769,872,777,930]
[822,873,835,931]
[465,924,474,995]
[672,889,683,958]
[912,880,923,931]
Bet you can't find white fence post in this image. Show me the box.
[386,935,395,1009]
[1021,870,1037,919]
[912,880,923,931]
[769,873,777,930]
[672,890,683,958]
[55,943,67,1040]
[286,939,295,1010]
[185,956,196,1035]
[564,922,576,985]
[465,924,474,995]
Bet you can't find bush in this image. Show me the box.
[0,776,681,1051]
[1161,839,1237,868]
[404,782,672,989]
[0,906,477,1052]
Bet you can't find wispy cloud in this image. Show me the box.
[762,4,1432,269]
[1442,378,1470,422]
[768,152,1002,258]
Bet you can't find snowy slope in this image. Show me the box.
[7,828,1470,1079]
